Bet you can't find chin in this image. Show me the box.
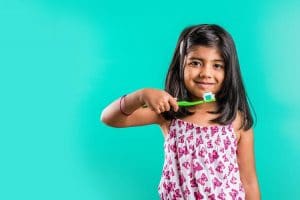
[190,94,204,100]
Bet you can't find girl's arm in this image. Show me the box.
[100,88,178,128]
[234,114,261,200]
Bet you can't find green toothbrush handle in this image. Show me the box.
[177,100,204,106]
[142,99,215,108]
[142,92,216,108]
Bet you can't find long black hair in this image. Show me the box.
[161,24,254,130]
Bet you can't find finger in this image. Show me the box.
[155,107,162,114]
[159,105,166,113]
[158,102,167,112]
[169,97,179,112]
[163,102,171,111]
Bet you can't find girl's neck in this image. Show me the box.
[187,102,218,113]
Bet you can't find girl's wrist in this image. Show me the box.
[119,89,146,116]
[119,95,132,116]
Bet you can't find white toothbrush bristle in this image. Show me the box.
[203,92,215,102]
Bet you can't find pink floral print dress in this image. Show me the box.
[158,118,245,200]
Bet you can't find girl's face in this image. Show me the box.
[183,45,225,100]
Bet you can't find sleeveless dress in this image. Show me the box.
[158,118,245,200]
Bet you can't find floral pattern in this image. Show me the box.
[158,118,245,200]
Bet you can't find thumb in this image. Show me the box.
[169,97,179,112]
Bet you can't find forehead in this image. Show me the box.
[186,45,223,61]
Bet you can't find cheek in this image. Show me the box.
[217,71,225,83]
[183,70,195,89]
[184,68,193,80]
[183,69,189,83]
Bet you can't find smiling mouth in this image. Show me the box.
[195,81,215,85]
[195,81,214,84]
[194,81,215,89]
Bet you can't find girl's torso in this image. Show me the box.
[160,114,241,142]
[158,117,245,200]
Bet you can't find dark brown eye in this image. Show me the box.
[189,61,202,67]
[214,64,224,69]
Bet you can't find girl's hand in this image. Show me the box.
[138,88,179,114]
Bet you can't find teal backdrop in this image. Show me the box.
[1,0,300,199]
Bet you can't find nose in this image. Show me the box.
[199,65,212,78]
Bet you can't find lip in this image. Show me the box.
[194,81,215,89]
[195,81,214,85]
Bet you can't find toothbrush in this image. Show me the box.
[177,92,216,107]
[142,92,216,108]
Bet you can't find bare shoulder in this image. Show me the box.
[232,111,242,131]
[232,111,253,143]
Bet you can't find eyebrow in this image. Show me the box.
[188,56,224,63]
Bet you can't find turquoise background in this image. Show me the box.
[1,0,300,199]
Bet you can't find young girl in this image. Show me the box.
[101,24,260,200]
